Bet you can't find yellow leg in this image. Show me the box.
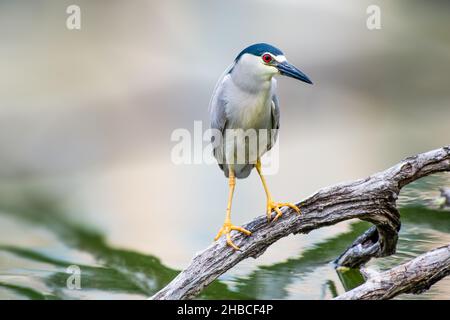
[214,168,251,250]
[256,159,300,222]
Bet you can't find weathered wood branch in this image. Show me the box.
[335,244,450,299]
[151,146,450,300]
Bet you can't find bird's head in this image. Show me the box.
[232,43,313,85]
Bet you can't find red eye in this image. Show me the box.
[262,53,273,63]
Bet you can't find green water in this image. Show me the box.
[0,175,449,300]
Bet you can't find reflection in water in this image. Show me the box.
[323,280,339,299]
[0,192,250,299]
[0,176,449,299]
[336,268,365,292]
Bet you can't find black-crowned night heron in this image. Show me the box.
[210,43,312,250]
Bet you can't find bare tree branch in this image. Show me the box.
[335,244,450,300]
[151,146,450,300]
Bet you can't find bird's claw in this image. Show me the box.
[266,200,300,222]
[214,222,251,250]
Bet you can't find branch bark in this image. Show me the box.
[335,244,450,300]
[151,146,450,300]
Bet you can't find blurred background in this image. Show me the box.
[0,0,449,299]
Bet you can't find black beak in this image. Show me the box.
[277,61,313,84]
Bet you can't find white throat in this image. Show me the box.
[230,54,277,93]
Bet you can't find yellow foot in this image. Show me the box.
[214,223,251,250]
[267,200,300,222]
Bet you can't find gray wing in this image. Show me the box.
[209,85,227,136]
[209,63,233,133]
[209,64,233,174]
[267,93,280,152]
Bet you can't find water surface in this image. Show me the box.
[0,173,448,300]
